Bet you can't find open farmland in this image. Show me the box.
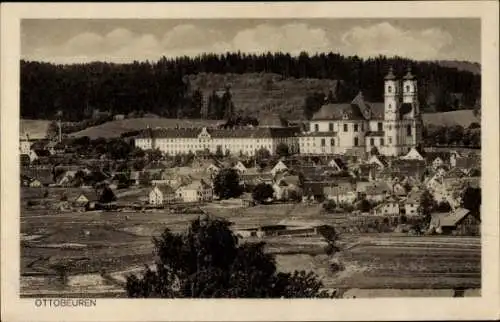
[20,188,481,297]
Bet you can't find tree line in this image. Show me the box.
[21,52,480,121]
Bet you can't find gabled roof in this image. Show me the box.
[437,208,472,227]
[154,184,176,195]
[425,152,451,163]
[303,181,326,196]
[357,181,391,195]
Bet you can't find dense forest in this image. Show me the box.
[21,52,480,121]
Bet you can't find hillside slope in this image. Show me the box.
[421,110,479,127]
[68,118,224,139]
[20,120,52,140]
[188,73,340,120]
[434,60,481,75]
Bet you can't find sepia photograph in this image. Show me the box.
[2,2,499,322]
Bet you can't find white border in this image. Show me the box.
[2,2,499,321]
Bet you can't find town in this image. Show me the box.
[20,68,481,298]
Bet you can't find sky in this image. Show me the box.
[21,18,481,64]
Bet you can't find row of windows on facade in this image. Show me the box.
[300,137,394,148]
[153,143,274,150]
[147,138,275,143]
[314,123,413,135]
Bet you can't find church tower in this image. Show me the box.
[402,67,422,149]
[384,66,400,156]
[402,67,419,118]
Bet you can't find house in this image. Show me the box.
[130,171,141,185]
[367,155,389,170]
[357,181,391,202]
[114,114,125,120]
[327,158,347,172]
[425,152,451,169]
[372,197,400,216]
[176,179,213,203]
[205,163,221,177]
[20,154,31,166]
[74,193,90,206]
[149,185,177,205]
[233,161,248,175]
[302,182,325,202]
[73,192,98,209]
[404,191,422,216]
[272,177,302,201]
[29,179,42,188]
[429,208,480,235]
[391,182,407,197]
[271,160,288,176]
[29,149,50,162]
[390,159,427,181]
[240,173,274,189]
[323,182,357,204]
[400,147,425,161]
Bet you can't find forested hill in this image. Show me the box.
[21,53,481,121]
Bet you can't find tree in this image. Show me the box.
[370,146,380,156]
[461,187,481,214]
[356,198,371,213]
[215,145,224,159]
[322,200,337,213]
[213,168,243,199]
[418,189,436,223]
[99,186,117,203]
[276,143,290,158]
[125,217,335,298]
[252,183,275,203]
[145,149,162,162]
[255,147,271,164]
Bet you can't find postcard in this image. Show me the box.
[1,1,499,321]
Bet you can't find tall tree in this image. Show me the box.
[213,168,243,199]
[125,217,335,298]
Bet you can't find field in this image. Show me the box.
[69,117,225,139]
[20,188,481,298]
[20,119,52,140]
[421,109,480,127]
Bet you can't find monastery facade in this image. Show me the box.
[135,67,423,157]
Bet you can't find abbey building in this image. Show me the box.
[135,67,423,157]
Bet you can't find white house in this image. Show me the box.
[372,197,400,216]
[367,155,388,169]
[206,163,221,177]
[74,193,90,206]
[327,158,347,172]
[271,160,288,176]
[176,180,213,203]
[404,191,421,216]
[323,182,357,204]
[149,185,177,205]
[400,147,425,161]
[29,179,42,188]
[233,161,248,175]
